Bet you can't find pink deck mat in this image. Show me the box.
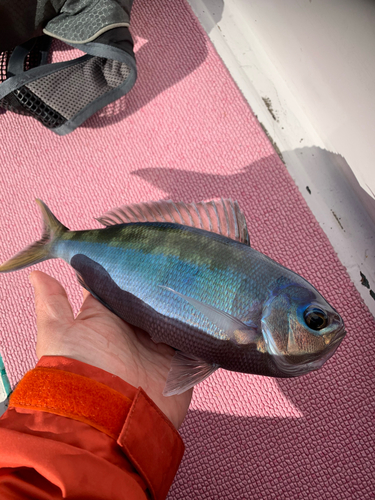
[0,0,374,498]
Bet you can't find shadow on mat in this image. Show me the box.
[170,384,358,500]
[83,0,211,129]
[170,336,369,498]
[129,157,280,202]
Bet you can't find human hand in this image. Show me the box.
[29,270,192,429]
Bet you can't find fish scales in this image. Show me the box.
[58,224,264,332]
[0,199,346,395]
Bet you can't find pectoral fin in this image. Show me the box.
[163,351,219,396]
[160,286,258,345]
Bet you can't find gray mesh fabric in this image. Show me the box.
[0,38,66,128]
[43,0,133,43]
[0,0,136,133]
[102,59,132,87]
[26,57,131,119]
[7,86,66,127]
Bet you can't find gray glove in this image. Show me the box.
[0,0,136,134]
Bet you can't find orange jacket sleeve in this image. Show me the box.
[0,356,185,500]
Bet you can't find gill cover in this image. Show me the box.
[261,284,345,376]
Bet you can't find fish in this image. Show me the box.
[0,199,346,396]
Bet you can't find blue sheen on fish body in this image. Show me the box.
[54,223,265,340]
[50,221,344,377]
[0,199,346,394]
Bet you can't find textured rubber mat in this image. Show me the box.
[0,0,374,498]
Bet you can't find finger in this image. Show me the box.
[78,287,110,316]
[30,271,74,334]
[79,286,99,314]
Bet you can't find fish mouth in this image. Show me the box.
[297,326,346,375]
[263,323,346,377]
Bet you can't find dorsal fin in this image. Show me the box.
[96,199,250,245]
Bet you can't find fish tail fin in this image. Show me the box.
[0,199,69,273]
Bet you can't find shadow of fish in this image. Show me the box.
[0,199,345,395]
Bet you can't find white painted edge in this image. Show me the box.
[187,0,375,316]
[0,370,10,416]
[0,380,7,403]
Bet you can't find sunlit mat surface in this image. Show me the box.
[0,0,374,498]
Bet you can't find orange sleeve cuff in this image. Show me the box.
[118,389,185,500]
[9,367,133,439]
[7,357,185,500]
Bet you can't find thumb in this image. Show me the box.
[30,271,74,356]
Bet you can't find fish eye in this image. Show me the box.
[303,307,328,331]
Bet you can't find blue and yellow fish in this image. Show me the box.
[0,199,345,395]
